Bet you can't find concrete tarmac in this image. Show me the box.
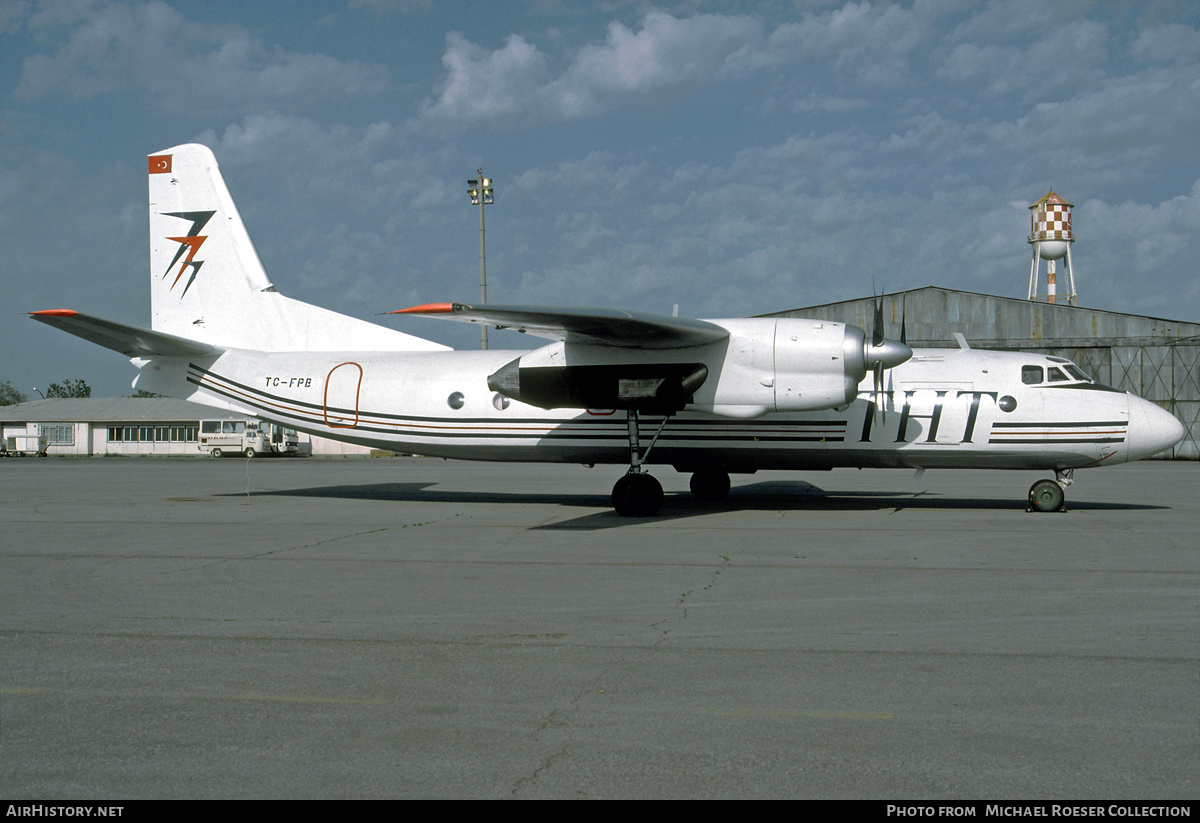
[1,456,1196,799]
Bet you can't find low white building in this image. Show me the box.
[0,397,375,457]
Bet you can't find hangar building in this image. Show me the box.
[769,286,1199,458]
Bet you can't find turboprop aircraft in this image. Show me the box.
[31,144,1186,515]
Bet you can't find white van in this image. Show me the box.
[199,420,299,457]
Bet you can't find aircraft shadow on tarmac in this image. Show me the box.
[228,479,1168,531]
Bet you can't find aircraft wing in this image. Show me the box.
[29,310,219,358]
[390,303,729,350]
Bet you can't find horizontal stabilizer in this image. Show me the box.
[391,303,729,350]
[29,310,218,358]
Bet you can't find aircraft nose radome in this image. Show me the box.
[1127,398,1186,460]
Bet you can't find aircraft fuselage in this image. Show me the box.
[148,344,1178,473]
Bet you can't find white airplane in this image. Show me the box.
[31,144,1185,515]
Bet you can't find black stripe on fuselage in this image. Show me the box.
[992,421,1127,428]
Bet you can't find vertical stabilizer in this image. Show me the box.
[148,144,447,352]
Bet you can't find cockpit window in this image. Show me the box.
[1022,366,1044,385]
[1046,367,1070,382]
[1064,364,1093,382]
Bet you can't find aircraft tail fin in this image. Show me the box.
[148,144,447,352]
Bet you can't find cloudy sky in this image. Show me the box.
[3,0,1198,397]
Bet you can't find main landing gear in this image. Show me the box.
[609,410,676,515]
[612,472,664,517]
[611,411,735,516]
[689,468,731,502]
[1027,469,1073,513]
[611,410,670,517]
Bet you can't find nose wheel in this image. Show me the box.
[1027,479,1066,512]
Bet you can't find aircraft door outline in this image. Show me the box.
[324,362,363,428]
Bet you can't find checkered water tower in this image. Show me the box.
[1027,189,1077,305]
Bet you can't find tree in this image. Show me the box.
[45,378,91,398]
[1,379,27,406]
[132,390,163,398]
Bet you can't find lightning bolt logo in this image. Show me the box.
[161,211,216,298]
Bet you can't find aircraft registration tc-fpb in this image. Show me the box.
[31,144,1186,515]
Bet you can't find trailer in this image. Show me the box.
[2,432,49,457]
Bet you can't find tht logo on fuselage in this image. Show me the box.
[160,210,216,298]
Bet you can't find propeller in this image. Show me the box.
[865,289,912,423]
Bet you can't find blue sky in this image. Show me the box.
[3,0,1198,397]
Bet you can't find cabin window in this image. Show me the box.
[1021,366,1043,385]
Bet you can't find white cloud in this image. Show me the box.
[416,4,948,132]
[550,11,762,112]
[418,32,550,126]
[973,63,1200,194]
[948,0,1089,41]
[15,0,388,115]
[1077,180,1200,317]
[938,19,1107,98]
[418,11,767,130]
[757,2,932,88]
[1130,22,1200,65]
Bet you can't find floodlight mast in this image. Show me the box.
[467,170,494,349]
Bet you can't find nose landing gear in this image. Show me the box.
[1028,470,1072,512]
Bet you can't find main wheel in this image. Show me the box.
[612,472,664,517]
[690,469,731,502]
[210,447,223,458]
[1028,479,1065,512]
[243,447,256,458]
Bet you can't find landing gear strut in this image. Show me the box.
[611,410,670,517]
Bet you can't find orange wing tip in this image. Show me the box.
[388,302,473,315]
[29,309,79,317]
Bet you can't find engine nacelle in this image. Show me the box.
[687,318,870,417]
[773,319,869,411]
[486,317,903,418]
